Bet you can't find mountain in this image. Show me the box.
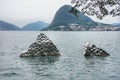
[22,21,48,31]
[43,5,99,31]
[43,5,113,31]
[112,23,120,27]
[0,20,20,30]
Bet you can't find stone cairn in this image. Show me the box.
[83,42,110,57]
[20,33,61,57]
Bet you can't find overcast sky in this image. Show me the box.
[0,0,120,27]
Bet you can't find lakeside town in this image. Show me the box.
[49,23,120,31]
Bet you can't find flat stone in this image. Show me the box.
[20,33,61,57]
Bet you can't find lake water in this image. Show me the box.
[0,31,120,80]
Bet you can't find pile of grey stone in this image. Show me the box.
[20,34,110,58]
[83,42,110,57]
[20,33,61,57]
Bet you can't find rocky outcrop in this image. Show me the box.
[83,42,110,57]
[20,33,61,57]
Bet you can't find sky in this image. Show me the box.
[0,0,120,27]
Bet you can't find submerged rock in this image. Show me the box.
[83,42,110,57]
[20,33,61,57]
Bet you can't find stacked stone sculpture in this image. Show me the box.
[83,42,110,57]
[20,33,61,57]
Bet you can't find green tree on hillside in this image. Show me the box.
[70,0,120,19]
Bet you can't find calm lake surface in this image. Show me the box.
[0,31,120,80]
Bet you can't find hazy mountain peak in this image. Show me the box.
[0,20,20,30]
[22,21,48,31]
[112,23,120,27]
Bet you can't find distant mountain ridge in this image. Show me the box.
[0,20,49,31]
[22,21,48,31]
[0,20,20,30]
[112,23,120,27]
[43,5,113,31]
